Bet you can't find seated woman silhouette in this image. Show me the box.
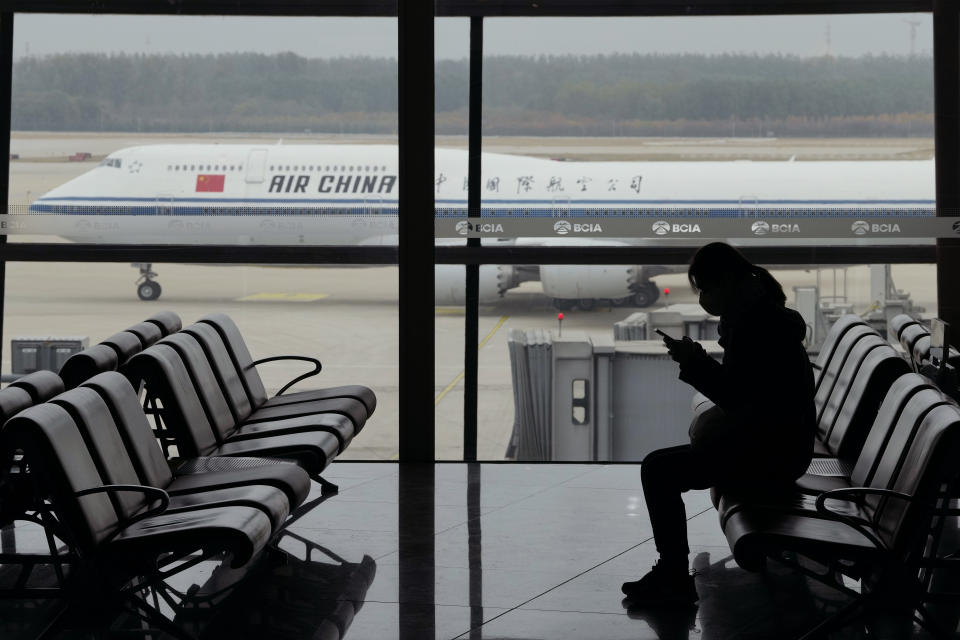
[621,242,815,607]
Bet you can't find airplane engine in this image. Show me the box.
[540,264,659,309]
[435,265,519,305]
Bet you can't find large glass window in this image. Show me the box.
[6,14,401,459]
[440,13,938,460]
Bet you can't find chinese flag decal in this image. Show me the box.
[196,174,226,192]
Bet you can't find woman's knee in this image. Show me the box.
[641,445,690,485]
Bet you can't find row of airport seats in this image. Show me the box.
[706,314,960,637]
[0,312,376,633]
[59,312,376,486]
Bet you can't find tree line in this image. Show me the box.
[11,52,934,136]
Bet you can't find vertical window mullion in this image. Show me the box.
[398,0,435,462]
[464,16,483,461]
[934,0,960,346]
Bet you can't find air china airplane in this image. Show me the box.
[28,144,935,305]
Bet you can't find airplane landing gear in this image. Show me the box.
[632,283,660,308]
[134,263,162,301]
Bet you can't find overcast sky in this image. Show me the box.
[13,13,933,60]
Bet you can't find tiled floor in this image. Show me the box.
[0,463,953,639]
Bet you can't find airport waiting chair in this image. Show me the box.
[811,314,871,390]
[184,322,366,432]
[709,337,910,510]
[1,371,68,530]
[101,331,145,366]
[8,370,65,404]
[123,347,341,485]
[144,311,182,337]
[809,324,884,456]
[794,374,943,496]
[50,385,296,533]
[716,388,960,638]
[158,332,356,453]
[59,345,120,390]
[813,336,911,462]
[81,373,313,511]
[2,402,275,636]
[890,313,921,343]
[125,321,164,349]
[195,313,376,419]
[900,323,930,366]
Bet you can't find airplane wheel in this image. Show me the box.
[553,298,576,311]
[137,280,162,301]
[633,287,656,308]
[645,284,661,305]
[578,298,596,311]
[612,296,633,307]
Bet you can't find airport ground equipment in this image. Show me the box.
[506,329,553,460]
[508,314,907,463]
[507,329,724,461]
[715,382,960,639]
[11,336,87,376]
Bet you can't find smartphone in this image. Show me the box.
[655,329,679,345]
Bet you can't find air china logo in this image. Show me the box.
[652,220,701,235]
[751,220,799,235]
[851,220,901,234]
[455,220,505,235]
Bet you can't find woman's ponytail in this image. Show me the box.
[748,263,786,306]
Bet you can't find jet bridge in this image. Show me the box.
[507,308,726,462]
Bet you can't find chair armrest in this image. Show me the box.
[74,484,170,524]
[248,355,322,396]
[814,486,916,550]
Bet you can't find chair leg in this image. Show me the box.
[915,603,957,640]
[124,594,197,640]
[315,475,339,495]
[796,598,865,640]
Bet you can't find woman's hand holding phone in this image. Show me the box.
[657,329,700,367]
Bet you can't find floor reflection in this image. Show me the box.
[399,463,435,640]
[195,532,378,639]
[1,463,955,639]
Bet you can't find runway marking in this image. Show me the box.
[388,314,511,461]
[434,315,510,407]
[237,292,329,302]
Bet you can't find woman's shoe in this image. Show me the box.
[621,561,698,607]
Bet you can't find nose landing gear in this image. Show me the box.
[133,263,162,301]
